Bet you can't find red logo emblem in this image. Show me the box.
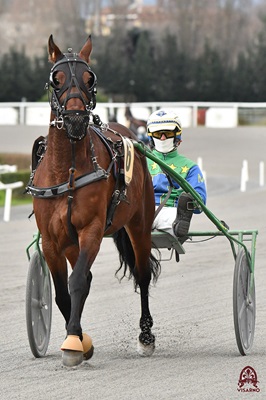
[237,366,260,392]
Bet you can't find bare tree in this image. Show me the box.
[158,0,260,65]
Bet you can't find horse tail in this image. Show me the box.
[113,228,161,290]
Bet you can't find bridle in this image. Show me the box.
[47,49,97,141]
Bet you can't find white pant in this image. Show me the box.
[152,206,177,236]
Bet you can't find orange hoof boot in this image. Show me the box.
[61,335,83,351]
[82,333,94,360]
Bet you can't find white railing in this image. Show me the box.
[0,180,23,222]
[1,101,266,128]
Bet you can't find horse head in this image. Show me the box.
[47,35,97,141]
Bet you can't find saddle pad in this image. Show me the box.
[121,137,134,185]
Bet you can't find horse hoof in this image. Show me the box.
[62,350,84,367]
[61,335,83,367]
[137,340,155,357]
[82,333,94,360]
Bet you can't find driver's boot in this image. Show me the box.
[173,192,194,238]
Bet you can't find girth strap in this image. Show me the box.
[26,168,108,198]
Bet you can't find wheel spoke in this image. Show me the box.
[43,276,50,301]
[238,300,246,320]
[34,305,49,348]
[39,308,49,335]
[240,308,247,333]
[239,274,246,298]
[38,271,44,300]
[31,297,41,309]
[247,300,255,313]
[247,305,255,329]
[35,318,45,348]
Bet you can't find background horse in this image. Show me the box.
[27,35,160,367]
[125,105,149,144]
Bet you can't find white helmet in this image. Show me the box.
[147,109,182,152]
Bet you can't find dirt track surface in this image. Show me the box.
[1,127,266,399]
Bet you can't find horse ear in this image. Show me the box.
[79,35,92,63]
[48,34,62,64]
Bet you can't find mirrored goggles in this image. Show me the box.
[152,130,175,139]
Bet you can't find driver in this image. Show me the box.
[146,109,207,240]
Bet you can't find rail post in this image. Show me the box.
[0,181,23,222]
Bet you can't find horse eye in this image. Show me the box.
[53,77,60,86]
[86,78,92,87]
[50,71,63,88]
[84,72,94,88]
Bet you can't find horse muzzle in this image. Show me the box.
[63,111,90,141]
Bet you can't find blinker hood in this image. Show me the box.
[48,52,97,113]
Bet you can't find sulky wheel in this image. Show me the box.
[26,250,52,357]
[233,247,256,355]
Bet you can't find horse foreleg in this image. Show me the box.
[68,274,92,336]
[53,268,71,325]
[61,250,94,366]
[42,243,71,326]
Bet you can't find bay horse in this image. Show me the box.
[125,105,149,144]
[26,35,160,367]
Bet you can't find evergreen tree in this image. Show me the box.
[95,27,131,101]
[249,15,266,101]
[0,48,32,101]
[130,30,155,102]
[155,32,192,101]
[0,48,50,102]
[231,51,255,101]
[192,42,228,101]
[2,20,266,103]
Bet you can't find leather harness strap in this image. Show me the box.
[154,186,173,220]
[153,172,175,221]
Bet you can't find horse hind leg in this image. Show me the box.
[113,228,160,356]
[131,234,160,356]
[136,249,161,356]
[137,286,155,357]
